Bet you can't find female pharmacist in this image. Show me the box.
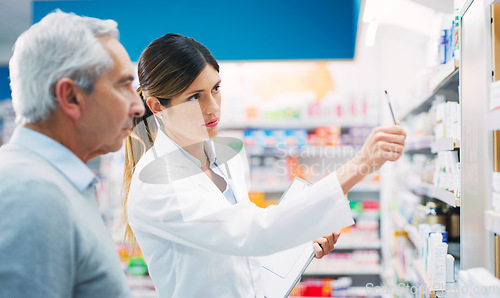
[123,33,406,297]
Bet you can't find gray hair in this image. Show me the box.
[9,10,119,125]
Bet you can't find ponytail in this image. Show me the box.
[122,88,159,251]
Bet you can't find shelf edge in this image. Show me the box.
[485,210,500,234]
[413,260,436,297]
[484,109,500,131]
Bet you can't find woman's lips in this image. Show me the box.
[204,118,219,128]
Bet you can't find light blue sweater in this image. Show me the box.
[0,127,131,297]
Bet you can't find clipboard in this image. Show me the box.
[261,177,314,298]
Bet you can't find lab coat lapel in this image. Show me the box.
[159,135,232,207]
[210,141,250,204]
[150,131,248,206]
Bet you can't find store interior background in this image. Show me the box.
[3,0,497,297]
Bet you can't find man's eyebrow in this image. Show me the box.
[117,75,135,84]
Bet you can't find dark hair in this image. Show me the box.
[123,33,219,249]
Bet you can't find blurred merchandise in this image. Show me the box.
[290,278,332,297]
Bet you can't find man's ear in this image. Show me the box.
[54,78,83,121]
[146,97,165,115]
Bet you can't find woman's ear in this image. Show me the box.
[55,78,82,121]
[146,97,165,115]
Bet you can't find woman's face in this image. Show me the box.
[161,65,221,143]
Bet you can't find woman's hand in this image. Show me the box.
[337,125,406,194]
[313,232,341,259]
[355,125,406,174]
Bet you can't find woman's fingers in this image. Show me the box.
[380,142,405,153]
[373,124,407,136]
[313,238,329,259]
[313,242,324,259]
[313,234,338,259]
[317,237,330,254]
[373,132,406,145]
[333,232,341,244]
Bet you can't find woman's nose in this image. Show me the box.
[205,94,220,115]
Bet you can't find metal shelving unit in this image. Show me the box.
[431,138,460,154]
[485,210,500,235]
[304,265,382,276]
[402,62,459,121]
[246,146,358,158]
[250,184,379,194]
[384,13,463,296]
[405,136,433,154]
[410,183,460,207]
[484,108,500,131]
[219,120,378,131]
[405,138,460,155]
[460,0,491,271]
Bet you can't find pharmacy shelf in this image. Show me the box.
[381,265,396,287]
[127,275,156,298]
[246,146,358,158]
[403,62,459,120]
[246,149,288,157]
[348,286,391,297]
[394,258,406,281]
[294,146,358,158]
[219,120,378,131]
[405,136,433,154]
[411,183,460,207]
[304,265,381,276]
[404,225,422,250]
[405,137,459,155]
[484,108,500,131]
[350,184,380,192]
[249,184,289,193]
[489,80,500,111]
[249,183,379,193]
[412,260,459,298]
[485,210,500,234]
[486,0,497,8]
[413,260,436,298]
[388,210,422,249]
[431,138,460,153]
[290,287,390,298]
[390,210,408,231]
[448,242,460,259]
[335,239,382,250]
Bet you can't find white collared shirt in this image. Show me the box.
[9,127,98,191]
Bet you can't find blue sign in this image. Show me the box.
[33,0,361,61]
[0,66,10,100]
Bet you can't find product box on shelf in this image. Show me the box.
[290,278,332,297]
[243,129,308,152]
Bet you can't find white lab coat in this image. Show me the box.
[127,130,354,297]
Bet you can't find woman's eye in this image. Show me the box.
[213,85,221,94]
[187,94,201,101]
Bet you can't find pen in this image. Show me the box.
[384,90,397,125]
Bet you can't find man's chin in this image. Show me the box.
[100,140,125,156]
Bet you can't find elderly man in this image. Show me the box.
[0,10,144,297]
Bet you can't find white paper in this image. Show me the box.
[261,178,314,298]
